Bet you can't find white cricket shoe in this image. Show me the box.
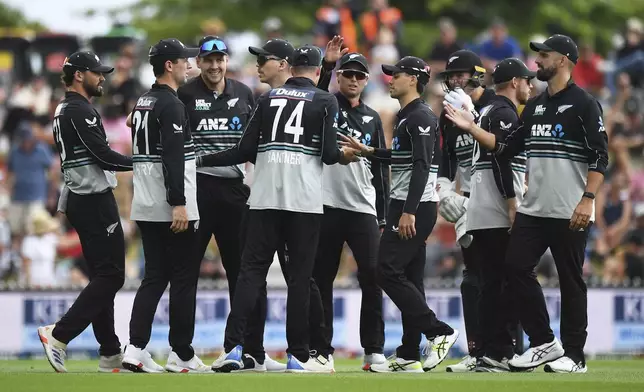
[544,356,588,373]
[121,345,165,373]
[265,354,287,372]
[508,338,564,371]
[446,355,477,372]
[422,329,460,371]
[369,355,424,373]
[233,354,266,372]
[211,345,243,373]
[362,353,387,371]
[98,353,132,373]
[285,354,334,373]
[37,325,67,373]
[165,351,211,373]
[475,355,513,372]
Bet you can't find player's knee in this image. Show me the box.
[375,263,394,288]
[460,272,480,294]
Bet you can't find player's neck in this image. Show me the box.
[498,90,520,109]
[68,85,91,101]
[342,93,360,108]
[547,72,571,96]
[398,92,420,110]
[470,86,484,103]
[202,74,226,95]
[156,75,179,92]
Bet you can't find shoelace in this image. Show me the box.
[421,341,433,357]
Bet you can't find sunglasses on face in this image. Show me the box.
[257,55,283,66]
[338,70,368,81]
[200,39,227,53]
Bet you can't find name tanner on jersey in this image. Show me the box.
[267,151,302,165]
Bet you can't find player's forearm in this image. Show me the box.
[585,171,604,196]
[465,122,497,150]
[199,147,247,167]
[403,161,430,214]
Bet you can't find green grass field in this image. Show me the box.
[1,358,643,392]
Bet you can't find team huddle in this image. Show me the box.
[37,32,607,375]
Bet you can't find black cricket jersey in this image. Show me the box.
[53,91,132,195]
[438,88,496,193]
[468,95,527,231]
[494,80,609,220]
[371,98,440,214]
[130,83,199,222]
[199,77,344,214]
[178,76,255,179]
[317,62,390,225]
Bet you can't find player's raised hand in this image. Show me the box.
[325,35,349,64]
[444,104,475,132]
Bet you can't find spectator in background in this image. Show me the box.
[20,208,60,288]
[0,204,12,281]
[477,18,522,71]
[314,0,358,52]
[609,18,644,94]
[572,40,605,98]
[262,17,284,40]
[101,54,141,155]
[623,229,644,281]
[608,79,644,178]
[6,123,53,239]
[426,18,462,75]
[595,172,633,253]
[359,0,403,55]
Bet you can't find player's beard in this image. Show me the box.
[536,65,557,82]
[84,79,103,97]
[175,71,188,87]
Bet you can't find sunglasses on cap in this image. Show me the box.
[200,39,227,53]
[338,69,368,81]
[257,55,284,66]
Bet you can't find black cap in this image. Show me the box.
[291,45,322,67]
[382,56,430,83]
[149,38,199,60]
[439,49,484,77]
[248,39,294,62]
[63,51,114,74]
[492,58,536,84]
[198,35,229,57]
[530,34,579,64]
[339,52,369,73]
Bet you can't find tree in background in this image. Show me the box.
[116,0,644,58]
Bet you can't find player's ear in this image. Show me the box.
[316,67,321,77]
[74,70,83,84]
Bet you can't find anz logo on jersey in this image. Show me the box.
[455,133,474,148]
[195,116,243,131]
[531,123,565,138]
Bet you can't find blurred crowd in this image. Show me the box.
[0,0,643,289]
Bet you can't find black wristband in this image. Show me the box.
[582,191,595,200]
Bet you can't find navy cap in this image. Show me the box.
[291,45,322,67]
[63,51,114,74]
[149,38,199,60]
[198,35,229,57]
[492,58,536,84]
[339,52,369,73]
[530,34,579,64]
[382,56,431,83]
[249,39,294,62]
